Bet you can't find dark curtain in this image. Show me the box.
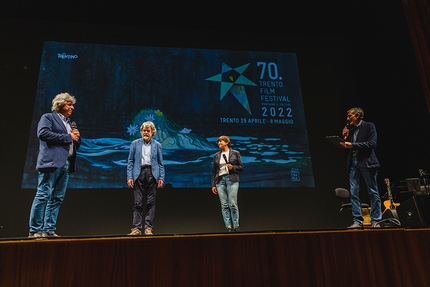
[403,0,430,114]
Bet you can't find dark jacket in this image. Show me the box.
[36,112,81,173]
[346,120,380,171]
[212,149,244,187]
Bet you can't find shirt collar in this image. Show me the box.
[57,112,69,123]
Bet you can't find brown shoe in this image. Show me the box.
[347,222,363,229]
[28,232,43,238]
[144,227,153,235]
[42,233,60,238]
[128,227,141,235]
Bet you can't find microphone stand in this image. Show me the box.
[418,169,430,195]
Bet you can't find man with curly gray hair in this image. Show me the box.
[126,121,165,235]
[28,92,81,238]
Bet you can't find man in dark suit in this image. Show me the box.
[126,121,165,236]
[28,92,81,238]
[341,107,382,229]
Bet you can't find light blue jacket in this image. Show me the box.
[127,138,165,182]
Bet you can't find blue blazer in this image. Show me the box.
[127,138,165,182]
[36,112,81,173]
[346,120,380,170]
[212,148,244,187]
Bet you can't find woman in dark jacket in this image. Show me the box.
[211,135,244,232]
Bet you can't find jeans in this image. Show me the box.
[216,175,239,228]
[29,160,70,234]
[349,157,382,224]
[132,167,157,229]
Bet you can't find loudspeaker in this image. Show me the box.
[397,195,430,227]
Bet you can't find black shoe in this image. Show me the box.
[233,226,240,232]
[226,226,233,232]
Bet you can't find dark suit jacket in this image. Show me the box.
[346,120,380,171]
[212,148,244,187]
[36,112,81,173]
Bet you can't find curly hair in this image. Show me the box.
[51,92,76,112]
[140,121,157,136]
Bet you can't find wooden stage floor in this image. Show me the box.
[1,228,430,287]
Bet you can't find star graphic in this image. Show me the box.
[206,63,257,115]
[126,124,139,136]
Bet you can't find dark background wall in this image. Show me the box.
[1,0,429,238]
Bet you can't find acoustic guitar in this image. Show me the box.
[383,178,399,219]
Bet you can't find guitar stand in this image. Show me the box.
[379,215,401,228]
[418,169,430,195]
[381,178,402,227]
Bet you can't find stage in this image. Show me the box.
[1,228,429,287]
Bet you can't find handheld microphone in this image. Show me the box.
[222,154,229,164]
[71,121,78,130]
[345,122,352,129]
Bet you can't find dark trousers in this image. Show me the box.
[132,167,157,229]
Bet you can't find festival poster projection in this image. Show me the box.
[21,41,314,188]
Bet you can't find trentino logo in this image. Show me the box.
[57,53,78,59]
[205,63,257,115]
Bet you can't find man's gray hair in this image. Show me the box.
[140,121,157,136]
[51,92,76,112]
[347,107,364,120]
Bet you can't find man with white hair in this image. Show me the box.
[28,92,81,238]
[127,121,165,235]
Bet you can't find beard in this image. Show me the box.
[143,135,151,141]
